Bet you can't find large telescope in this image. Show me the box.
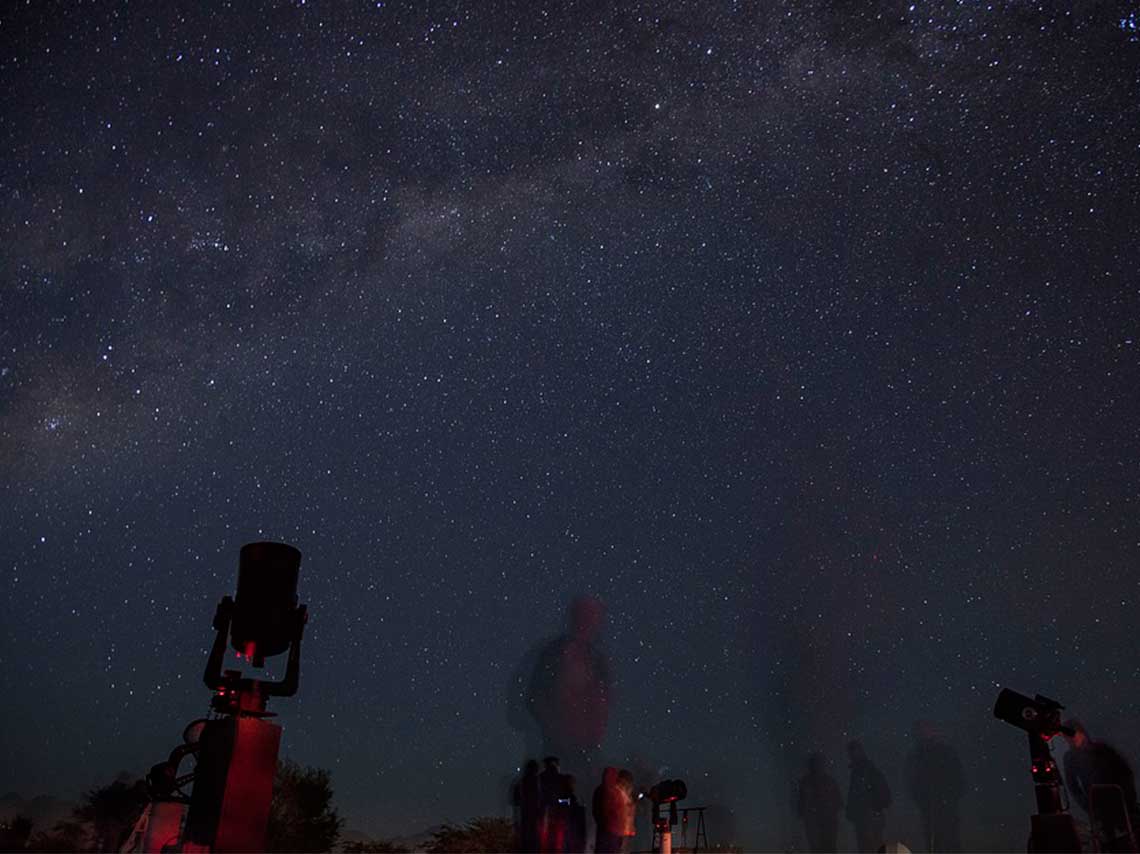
[129,542,308,853]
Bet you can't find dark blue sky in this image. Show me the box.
[2,2,1138,849]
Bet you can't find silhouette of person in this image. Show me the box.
[512,759,542,854]
[796,752,843,853]
[615,770,637,852]
[905,721,964,853]
[1062,719,1140,845]
[527,596,611,785]
[594,767,624,854]
[564,774,587,854]
[845,740,891,853]
[539,756,566,852]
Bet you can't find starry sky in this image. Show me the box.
[2,1,1139,849]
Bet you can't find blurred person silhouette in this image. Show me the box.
[846,740,891,853]
[905,721,964,853]
[539,756,563,805]
[796,752,843,853]
[593,767,624,854]
[526,596,611,786]
[512,759,542,854]
[1062,719,1140,847]
[615,770,637,852]
[624,752,665,849]
[564,774,587,854]
[539,756,566,852]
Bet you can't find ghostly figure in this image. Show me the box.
[527,596,611,783]
[905,721,964,853]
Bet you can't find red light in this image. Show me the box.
[1031,765,1039,773]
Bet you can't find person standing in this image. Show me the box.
[615,770,637,853]
[539,757,567,852]
[905,722,964,853]
[796,753,843,853]
[512,760,542,853]
[1062,719,1140,848]
[527,597,611,787]
[564,775,587,854]
[593,768,622,854]
[845,740,891,853]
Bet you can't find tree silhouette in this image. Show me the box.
[25,819,89,852]
[61,777,149,852]
[266,759,345,853]
[0,816,34,850]
[427,817,514,853]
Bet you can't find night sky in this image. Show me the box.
[2,1,1139,850]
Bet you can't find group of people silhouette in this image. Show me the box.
[795,724,965,854]
[796,719,1140,853]
[511,757,636,854]
[507,595,1139,852]
[795,741,896,854]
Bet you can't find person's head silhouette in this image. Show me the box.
[569,595,605,641]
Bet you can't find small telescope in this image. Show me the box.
[649,779,688,804]
[993,687,1081,853]
[649,779,688,854]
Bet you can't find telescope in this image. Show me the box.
[650,779,688,804]
[203,541,307,715]
[131,542,308,853]
[649,779,688,854]
[993,687,1081,853]
[993,688,1074,741]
